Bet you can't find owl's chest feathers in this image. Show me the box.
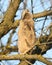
[18,19,35,53]
[19,20,35,43]
[22,21,33,36]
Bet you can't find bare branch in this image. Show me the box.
[0,46,18,55]
[33,10,52,18]
[0,0,21,38]
[0,10,52,38]
[0,54,52,65]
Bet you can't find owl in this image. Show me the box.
[18,9,36,54]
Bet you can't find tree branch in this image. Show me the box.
[0,0,21,38]
[4,0,21,22]
[0,41,52,55]
[0,10,52,38]
[0,54,52,65]
[33,10,52,18]
[0,46,18,55]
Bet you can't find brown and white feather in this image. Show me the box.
[18,9,36,54]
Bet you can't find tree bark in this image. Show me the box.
[0,0,21,38]
[0,54,52,65]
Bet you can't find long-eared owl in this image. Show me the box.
[18,9,36,54]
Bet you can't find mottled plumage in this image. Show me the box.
[18,9,36,54]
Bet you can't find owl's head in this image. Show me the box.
[21,9,33,20]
